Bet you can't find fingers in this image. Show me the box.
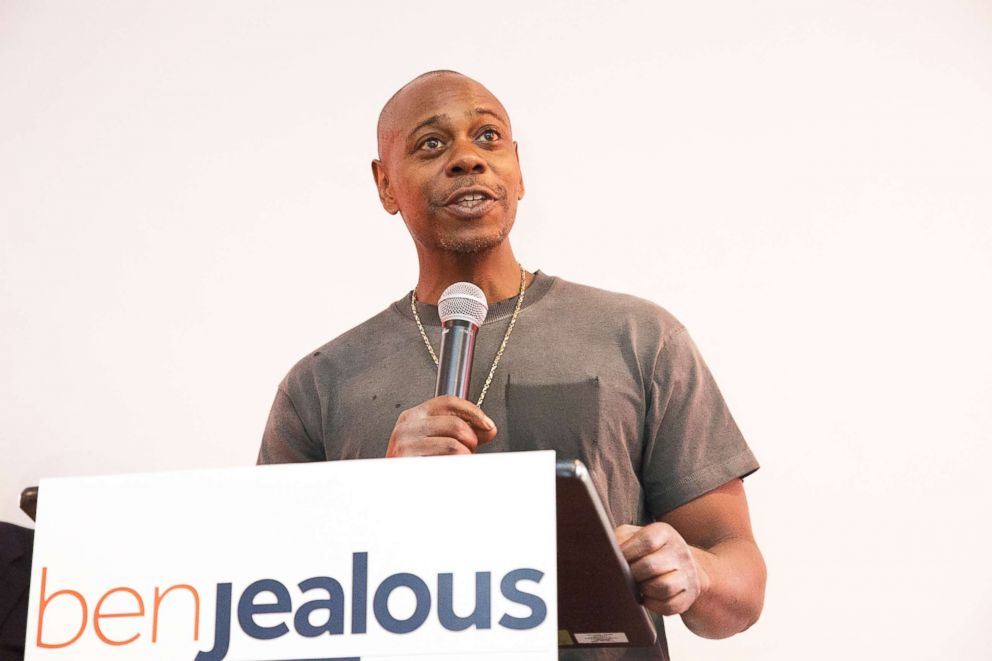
[643,589,696,616]
[614,524,641,546]
[386,396,498,457]
[424,396,496,439]
[415,414,482,452]
[619,522,677,563]
[639,574,686,602]
[639,565,700,615]
[616,522,703,616]
[628,549,681,583]
[418,438,473,456]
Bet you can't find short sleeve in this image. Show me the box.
[257,384,326,464]
[640,326,759,518]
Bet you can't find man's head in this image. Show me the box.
[372,71,524,254]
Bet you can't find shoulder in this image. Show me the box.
[279,303,406,393]
[545,275,686,346]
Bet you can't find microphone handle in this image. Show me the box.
[435,319,479,399]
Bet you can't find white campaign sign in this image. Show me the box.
[25,451,558,661]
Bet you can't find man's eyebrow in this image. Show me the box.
[408,114,447,138]
[473,107,508,125]
[406,108,510,140]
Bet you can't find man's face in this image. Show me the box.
[373,75,524,254]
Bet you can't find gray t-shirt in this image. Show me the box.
[259,271,758,526]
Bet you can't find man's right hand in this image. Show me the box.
[385,395,498,457]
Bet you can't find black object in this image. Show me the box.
[0,521,34,661]
[19,488,37,523]
[556,460,667,660]
[435,318,479,398]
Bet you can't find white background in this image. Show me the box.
[1,1,990,659]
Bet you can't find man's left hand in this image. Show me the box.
[615,522,710,616]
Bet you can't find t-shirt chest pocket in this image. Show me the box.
[502,375,601,461]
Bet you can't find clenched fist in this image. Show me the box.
[385,395,498,457]
[616,522,710,616]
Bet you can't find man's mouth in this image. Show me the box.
[451,192,490,209]
[443,188,498,218]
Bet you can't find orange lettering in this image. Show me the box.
[36,567,88,649]
[153,584,201,642]
[93,587,144,645]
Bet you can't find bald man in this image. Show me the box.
[259,71,765,656]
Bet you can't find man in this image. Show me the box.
[259,70,765,655]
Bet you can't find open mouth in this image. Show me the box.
[444,189,498,218]
[451,192,491,209]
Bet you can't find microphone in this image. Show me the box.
[435,282,489,398]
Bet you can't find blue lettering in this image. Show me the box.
[351,551,368,634]
[197,557,547,651]
[294,577,345,637]
[372,573,431,634]
[438,572,491,631]
[195,583,231,661]
[498,569,546,630]
[237,579,291,640]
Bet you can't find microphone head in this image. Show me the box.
[438,282,488,326]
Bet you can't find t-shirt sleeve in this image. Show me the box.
[640,326,759,518]
[257,381,326,464]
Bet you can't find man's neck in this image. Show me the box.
[413,242,531,305]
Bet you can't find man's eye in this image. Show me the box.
[420,137,443,151]
[479,129,500,142]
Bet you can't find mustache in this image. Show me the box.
[430,178,507,206]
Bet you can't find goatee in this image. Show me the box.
[437,224,512,253]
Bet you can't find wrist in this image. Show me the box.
[689,545,714,602]
[681,540,765,639]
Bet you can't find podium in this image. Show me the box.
[19,453,667,660]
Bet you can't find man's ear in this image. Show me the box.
[371,159,399,215]
[514,142,525,201]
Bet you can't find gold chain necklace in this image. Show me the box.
[410,265,527,408]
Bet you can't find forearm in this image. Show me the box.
[681,537,766,639]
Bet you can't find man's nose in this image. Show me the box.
[445,141,487,176]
